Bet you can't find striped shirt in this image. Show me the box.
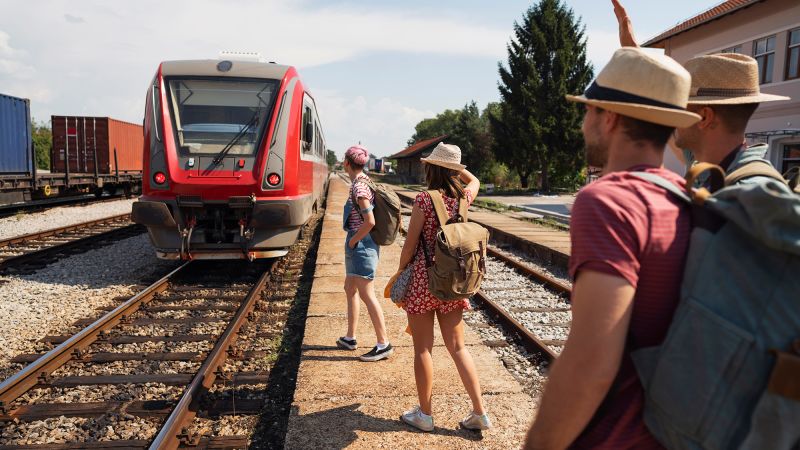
[568,166,691,450]
[346,174,375,232]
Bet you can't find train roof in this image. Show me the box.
[160,60,292,80]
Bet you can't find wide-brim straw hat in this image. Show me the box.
[420,142,466,171]
[685,53,791,104]
[566,47,701,128]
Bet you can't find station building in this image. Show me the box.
[387,135,447,184]
[645,0,800,175]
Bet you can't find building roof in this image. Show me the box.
[388,135,448,159]
[644,0,765,47]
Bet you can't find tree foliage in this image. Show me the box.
[326,149,337,170]
[490,0,593,190]
[408,102,496,178]
[32,119,51,170]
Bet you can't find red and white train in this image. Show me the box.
[132,58,329,260]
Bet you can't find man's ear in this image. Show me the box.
[698,106,716,130]
[604,110,622,134]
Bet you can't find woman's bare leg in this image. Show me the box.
[408,310,435,415]
[344,276,360,338]
[437,308,486,415]
[354,277,388,344]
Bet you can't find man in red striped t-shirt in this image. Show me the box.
[524,48,701,449]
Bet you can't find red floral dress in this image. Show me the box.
[402,190,474,315]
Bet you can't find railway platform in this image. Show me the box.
[393,188,570,269]
[284,176,536,449]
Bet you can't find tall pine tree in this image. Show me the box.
[490,0,592,190]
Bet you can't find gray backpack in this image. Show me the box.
[631,163,800,450]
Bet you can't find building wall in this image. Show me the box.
[658,0,800,172]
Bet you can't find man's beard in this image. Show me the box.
[585,139,608,168]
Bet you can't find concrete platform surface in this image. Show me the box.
[284,176,536,449]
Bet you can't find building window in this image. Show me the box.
[754,35,776,84]
[720,45,742,54]
[787,28,800,80]
[783,143,800,174]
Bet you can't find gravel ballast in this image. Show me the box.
[0,233,174,380]
[0,199,136,240]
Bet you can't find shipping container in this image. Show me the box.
[51,116,143,175]
[0,93,33,175]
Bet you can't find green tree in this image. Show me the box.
[31,119,52,170]
[491,0,593,190]
[326,149,337,170]
[408,109,460,146]
[408,102,496,178]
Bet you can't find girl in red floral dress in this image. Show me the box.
[394,143,492,432]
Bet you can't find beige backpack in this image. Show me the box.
[420,190,489,301]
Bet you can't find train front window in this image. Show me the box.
[167,78,278,155]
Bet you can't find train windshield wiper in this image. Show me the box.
[212,112,260,166]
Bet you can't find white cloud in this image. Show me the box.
[0,30,35,80]
[0,0,507,151]
[313,89,434,158]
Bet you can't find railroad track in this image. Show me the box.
[0,195,129,219]
[0,214,143,274]
[398,204,572,363]
[0,209,323,448]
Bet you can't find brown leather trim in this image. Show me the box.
[695,87,760,97]
[768,349,800,401]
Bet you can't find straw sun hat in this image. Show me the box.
[685,53,790,104]
[566,47,701,128]
[420,142,466,171]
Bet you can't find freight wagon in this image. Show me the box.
[0,93,143,206]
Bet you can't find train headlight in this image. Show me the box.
[154,172,167,184]
[267,173,281,186]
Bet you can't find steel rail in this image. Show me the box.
[0,215,142,272]
[0,262,190,411]
[0,213,132,248]
[397,220,570,363]
[485,247,572,295]
[149,263,274,449]
[0,195,129,218]
[474,290,560,362]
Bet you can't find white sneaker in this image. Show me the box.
[460,411,492,430]
[400,406,434,432]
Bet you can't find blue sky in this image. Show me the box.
[0,0,714,158]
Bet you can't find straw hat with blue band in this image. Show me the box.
[566,47,701,128]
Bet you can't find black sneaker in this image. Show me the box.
[359,344,393,362]
[336,336,357,350]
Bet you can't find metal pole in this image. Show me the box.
[92,118,98,179]
[64,118,70,187]
[114,147,119,182]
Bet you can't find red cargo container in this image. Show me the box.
[51,116,143,175]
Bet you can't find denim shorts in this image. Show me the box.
[344,230,380,280]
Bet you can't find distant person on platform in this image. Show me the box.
[612,0,790,183]
[524,47,701,448]
[337,145,393,362]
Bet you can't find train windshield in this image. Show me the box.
[167,78,278,155]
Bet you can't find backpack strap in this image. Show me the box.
[725,160,787,186]
[783,166,800,193]
[427,190,450,227]
[457,196,468,222]
[630,172,691,204]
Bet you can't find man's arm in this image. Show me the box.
[612,0,639,47]
[524,270,635,450]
